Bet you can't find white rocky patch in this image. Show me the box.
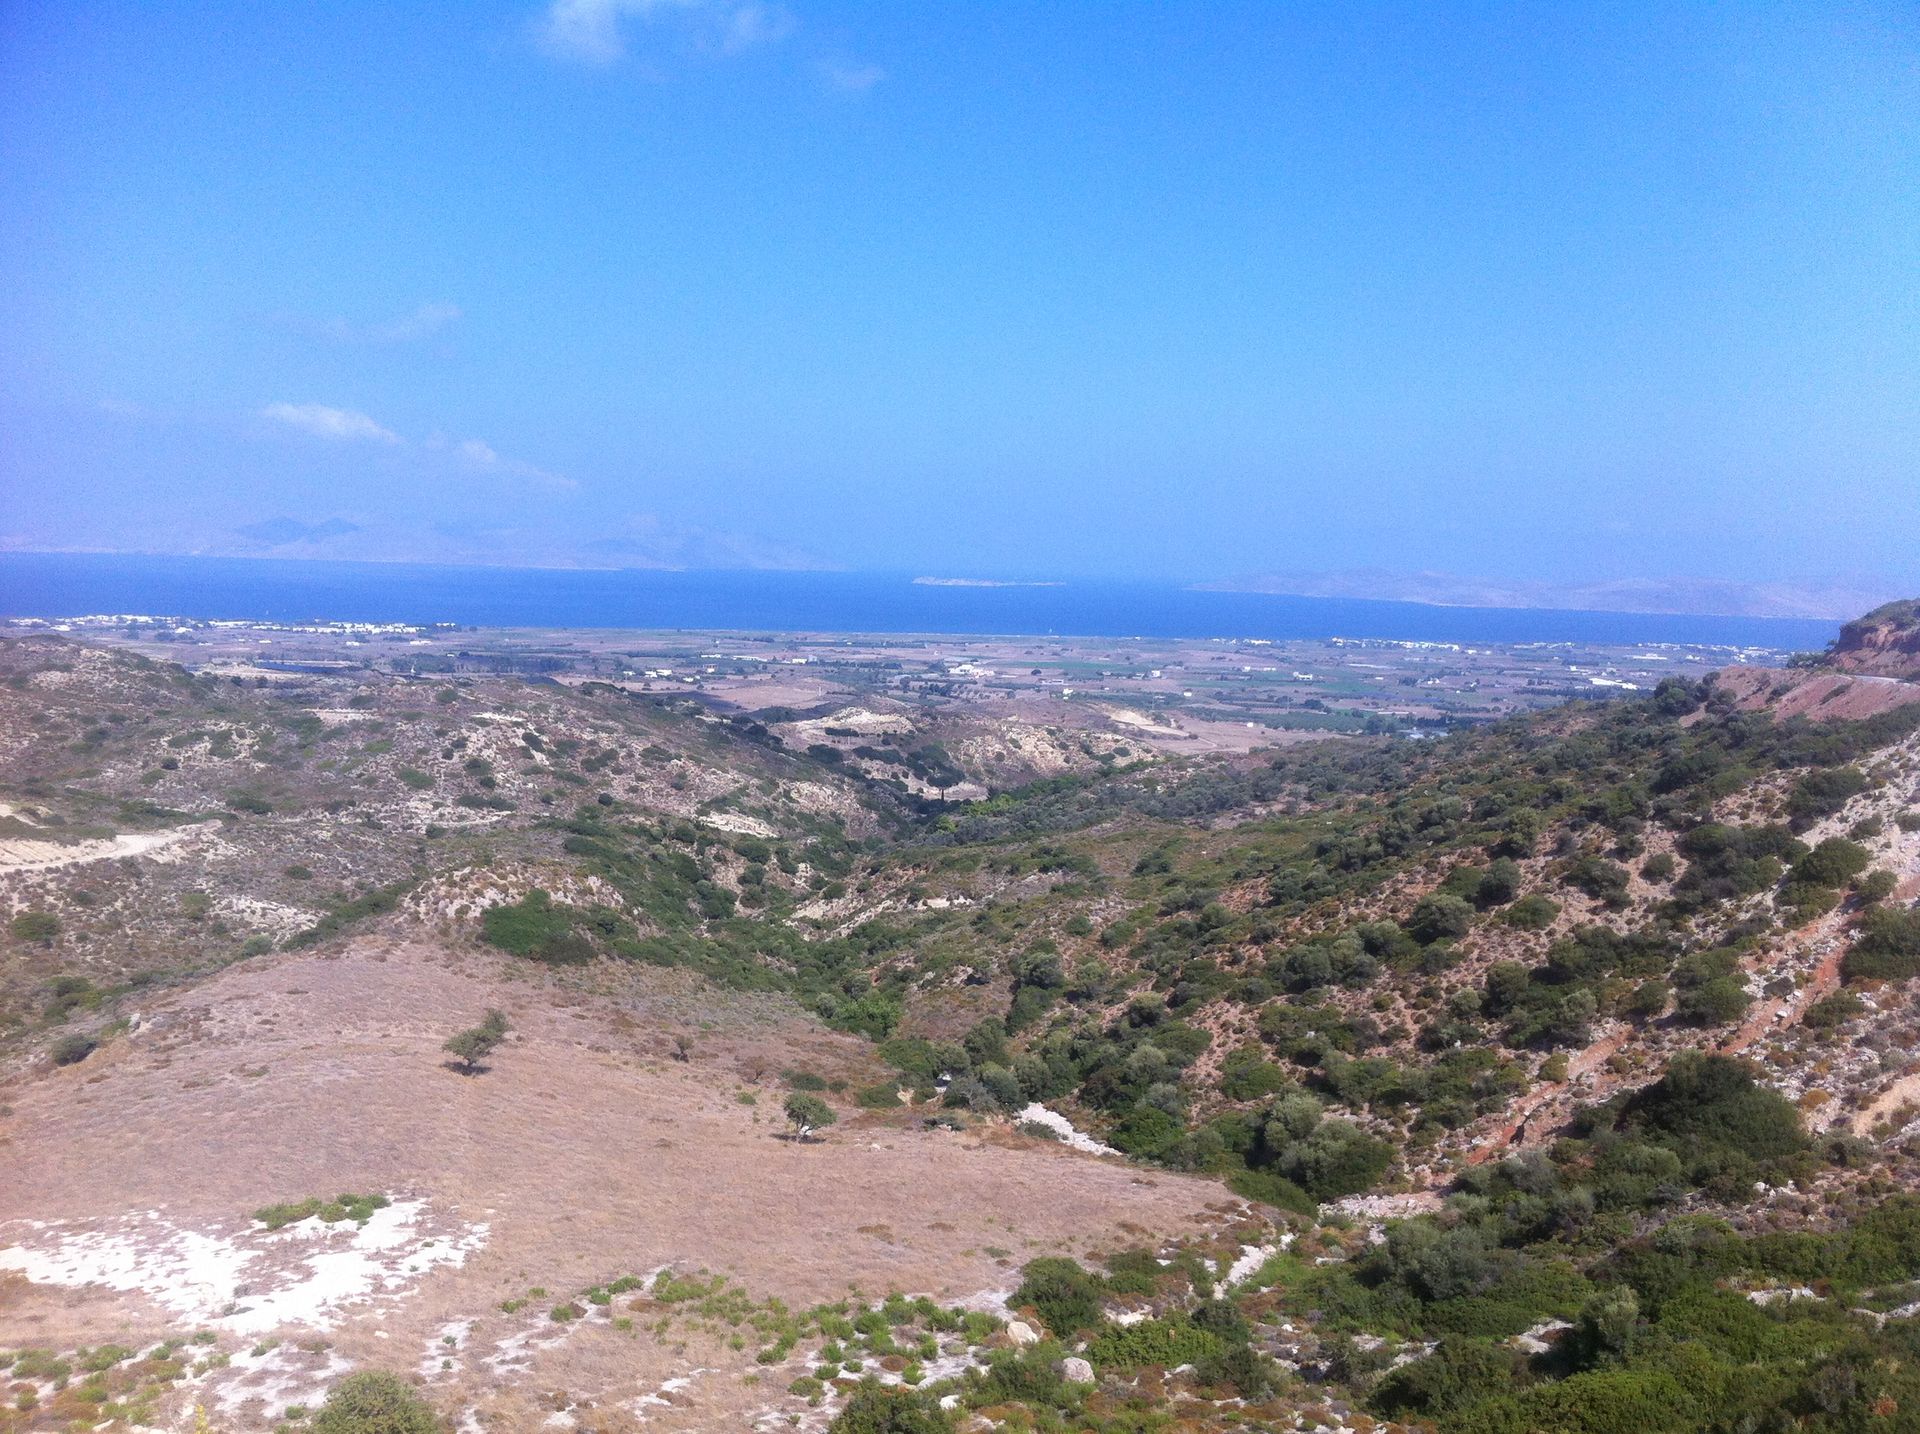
[1016,1102,1117,1155]
[1220,1236,1292,1291]
[0,1199,485,1336]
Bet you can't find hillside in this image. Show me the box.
[3,618,1920,1434]
[1828,599,1920,679]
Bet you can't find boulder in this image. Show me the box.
[1057,1356,1095,1385]
[1005,1319,1040,1347]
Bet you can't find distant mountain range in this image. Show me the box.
[1201,569,1903,621]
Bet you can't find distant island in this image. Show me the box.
[911,576,1065,588]
[1202,568,1900,621]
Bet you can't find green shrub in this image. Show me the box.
[10,911,60,944]
[1856,869,1898,904]
[1601,1053,1806,1188]
[1219,1048,1290,1101]
[826,1380,952,1433]
[1802,990,1865,1029]
[1674,976,1749,1027]
[1408,893,1475,943]
[254,1193,389,1230]
[1275,1118,1394,1199]
[51,1033,96,1066]
[480,891,592,964]
[1843,906,1920,981]
[1371,1337,1528,1421]
[1786,767,1870,829]
[1012,1257,1103,1336]
[1087,1314,1226,1371]
[1788,838,1870,889]
[1503,893,1560,930]
[784,1092,836,1138]
[311,1370,440,1434]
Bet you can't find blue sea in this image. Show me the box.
[0,552,1840,650]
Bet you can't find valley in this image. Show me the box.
[2,602,1919,1433]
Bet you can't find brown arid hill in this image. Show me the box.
[1827,597,1920,679]
[1713,595,1920,719]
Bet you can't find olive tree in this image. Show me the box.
[442,1009,508,1075]
[784,1092,836,1141]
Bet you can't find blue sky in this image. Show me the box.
[1,1,1916,587]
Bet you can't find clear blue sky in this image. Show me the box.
[2,2,1915,586]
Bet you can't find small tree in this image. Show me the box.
[784,1092,836,1141]
[442,1009,508,1075]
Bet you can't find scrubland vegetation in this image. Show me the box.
[5,619,1920,1432]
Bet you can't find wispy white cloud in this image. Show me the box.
[261,402,403,445]
[299,302,463,345]
[444,437,578,491]
[818,57,884,93]
[261,402,575,490]
[367,302,463,343]
[536,0,792,65]
[723,2,795,53]
[538,0,697,64]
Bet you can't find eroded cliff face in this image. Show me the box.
[1829,599,1920,679]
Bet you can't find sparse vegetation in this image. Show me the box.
[253,1193,391,1230]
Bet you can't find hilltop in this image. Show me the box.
[1828,599,1920,679]
[2,609,1919,1434]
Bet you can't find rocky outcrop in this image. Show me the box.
[1827,599,1920,679]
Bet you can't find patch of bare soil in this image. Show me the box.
[0,940,1227,1430]
[1715,665,1920,722]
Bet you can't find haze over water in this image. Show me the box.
[0,553,1839,649]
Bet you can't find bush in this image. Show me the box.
[1789,838,1871,889]
[1843,906,1920,981]
[1802,990,1865,1029]
[1219,1048,1290,1101]
[480,891,592,964]
[311,1371,441,1434]
[826,1381,953,1432]
[1564,855,1632,909]
[1226,1165,1319,1216]
[442,1010,508,1073]
[51,1033,96,1066]
[1674,976,1749,1028]
[1786,767,1870,829]
[1408,893,1475,944]
[1012,1257,1103,1336]
[10,911,60,944]
[1372,1338,1528,1421]
[1856,869,1898,905]
[254,1193,389,1230]
[1503,894,1560,930]
[1609,1052,1806,1182]
[1087,1314,1225,1371]
[1275,1119,1393,1199]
